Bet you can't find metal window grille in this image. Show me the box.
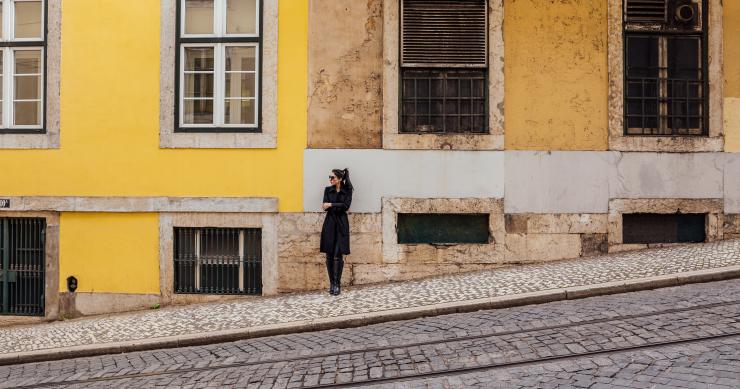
[401,69,487,133]
[0,218,46,316]
[623,0,707,136]
[400,0,488,134]
[174,227,261,295]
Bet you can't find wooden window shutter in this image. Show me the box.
[401,0,487,68]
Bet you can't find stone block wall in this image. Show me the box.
[725,215,740,240]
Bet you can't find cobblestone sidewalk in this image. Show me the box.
[1,240,739,361]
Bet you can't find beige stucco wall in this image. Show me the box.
[307,0,383,149]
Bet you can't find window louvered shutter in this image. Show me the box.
[625,0,667,23]
[401,0,487,68]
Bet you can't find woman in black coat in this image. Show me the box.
[321,168,353,295]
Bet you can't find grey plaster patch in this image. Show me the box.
[159,212,279,305]
[159,0,278,149]
[71,293,161,317]
[607,0,723,152]
[0,196,278,213]
[610,152,726,199]
[0,0,60,149]
[303,149,505,212]
[504,151,619,214]
[382,0,504,150]
[724,153,740,213]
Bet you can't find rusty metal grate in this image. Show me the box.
[401,0,487,67]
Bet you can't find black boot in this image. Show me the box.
[325,257,335,295]
[332,257,344,295]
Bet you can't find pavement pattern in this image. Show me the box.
[1,240,740,357]
[1,279,739,388]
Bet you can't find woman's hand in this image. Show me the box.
[322,202,332,210]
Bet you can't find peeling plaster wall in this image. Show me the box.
[725,0,740,151]
[504,0,608,150]
[307,0,383,149]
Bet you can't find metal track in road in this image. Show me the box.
[19,299,740,388]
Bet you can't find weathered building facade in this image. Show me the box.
[1,0,739,323]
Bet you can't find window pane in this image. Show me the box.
[184,0,214,34]
[14,75,39,100]
[668,37,701,80]
[15,50,41,74]
[184,73,214,98]
[225,46,255,71]
[626,36,659,78]
[225,73,255,98]
[226,0,257,35]
[14,1,42,39]
[183,99,213,124]
[14,101,40,125]
[184,47,214,71]
[224,99,255,125]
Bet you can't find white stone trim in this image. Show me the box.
[0,196,278,213]
[382,0,504,150]
[0,0,60,149]
[158,212,279,305]
[159,0,278,149]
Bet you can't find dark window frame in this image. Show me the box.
[174,0,264,133]
[622,0,709,136]
[173,226,262,295]
[0,0,48,135]
[398,0,490,135]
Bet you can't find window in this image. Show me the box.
[623,0,707,136]
[0,0,44,133]
[400,0,488,134]
[622,213,705,244]
[176,0,261,132]
[397,213,490,244]
[173,227,261,295]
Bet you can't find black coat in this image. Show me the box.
[320,185,352,255]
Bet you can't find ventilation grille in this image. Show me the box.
[625,0,667,23]
[401,0,487,67]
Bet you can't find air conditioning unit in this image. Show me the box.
[624,0,702,32]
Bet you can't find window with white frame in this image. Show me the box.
[176,0,260,132]
[0,0,44,133]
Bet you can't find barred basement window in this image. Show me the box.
[623,0,707,136]
[174,227,261,295]
[0,0,46,133]
[400,0,488,134]
[175,0,261,133]
[0,217,45,316]
[622,213,705,244]
[397,213,489,244]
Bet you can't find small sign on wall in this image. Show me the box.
[0,199,9,208]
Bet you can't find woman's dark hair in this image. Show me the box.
[332,168,354,192]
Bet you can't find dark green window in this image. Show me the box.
[397,214,489,244]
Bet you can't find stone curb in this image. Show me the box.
[1,265,740,366]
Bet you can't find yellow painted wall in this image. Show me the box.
[0,1,308,295]
[0,0,308,212]
[59,213,160,294]
[504,0,608,150]
[724,0,740,151]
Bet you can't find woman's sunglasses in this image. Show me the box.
[329,176,337,180]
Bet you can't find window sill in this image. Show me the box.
[0,130,58,149]
[174,127,262,134]
[383,132,503,150]
[608,135,723,152]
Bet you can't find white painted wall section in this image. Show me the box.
[611,153,725,199]
[303,150,505,212]
[505,151,618,214]
[724,153,740,213]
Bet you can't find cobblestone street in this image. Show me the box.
[1,279,739,388]
[2,240,740,361]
